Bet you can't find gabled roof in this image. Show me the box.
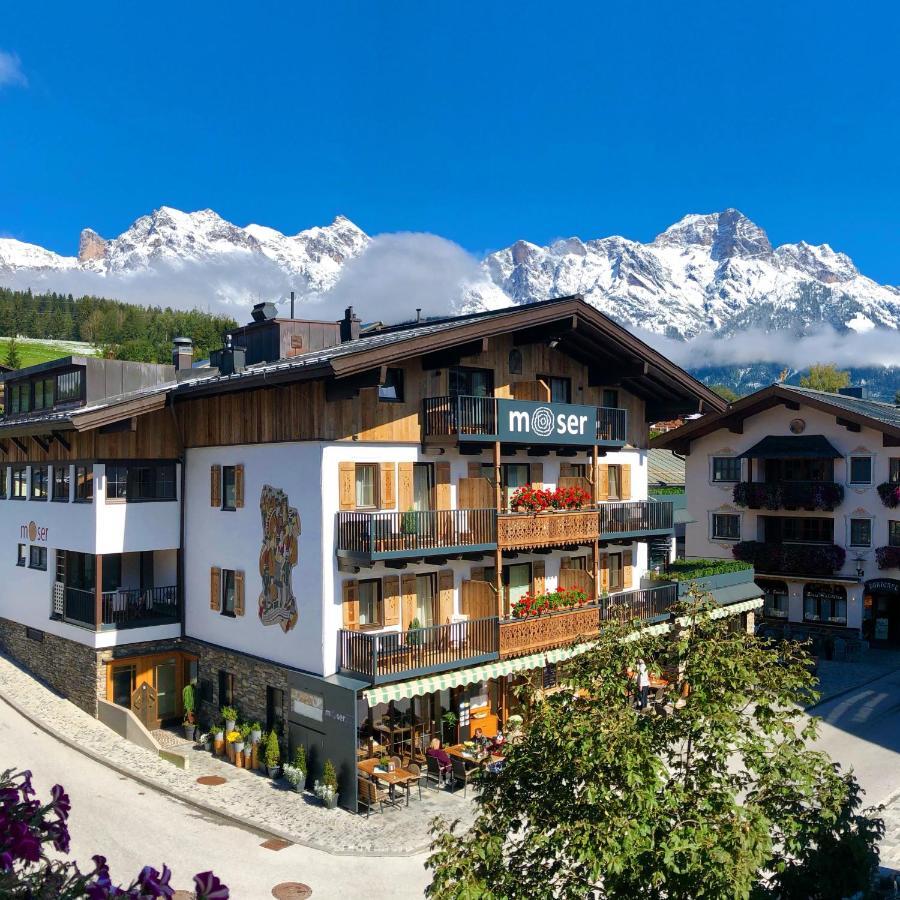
[651,383,900,454]
[648,448,685,485]
[174,295,725,419]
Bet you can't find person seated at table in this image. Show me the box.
[473,727,490,750]
[427,738,452,784]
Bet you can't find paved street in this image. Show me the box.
[0,699,431,900]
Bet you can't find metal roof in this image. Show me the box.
[782,385,900,430]
[648,449,685,485]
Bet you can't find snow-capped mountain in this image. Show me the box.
[472,208,900,339]
[0,207,370,295]
[2,206,899,342]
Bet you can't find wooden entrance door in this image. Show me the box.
[131,682,158,730]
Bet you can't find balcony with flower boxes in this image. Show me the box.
[732,481,844,512]
[732,541,846,577]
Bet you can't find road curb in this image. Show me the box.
[0,691,431,858]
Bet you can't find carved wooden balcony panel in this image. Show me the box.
[497,509,600,550]
[499,604,600,658]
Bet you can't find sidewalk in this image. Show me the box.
[810,647,900,709]
[0,652,475,856]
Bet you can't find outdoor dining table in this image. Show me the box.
[357,757,417,806]
[445,744,505,767]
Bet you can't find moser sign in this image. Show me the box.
[20,521,48,542]
[497,399,597,445]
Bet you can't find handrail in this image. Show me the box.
[599,500,673,535]
[57,584,179,629]
[600,583,679,623]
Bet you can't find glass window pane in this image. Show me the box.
[608,465,621,499]
[850,457,872,484]
[355,464,376,508]
[358,580,380,625]
[222,466,236,509]
[415,574,435,627]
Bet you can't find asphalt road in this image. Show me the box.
[1,699,430,900]
[812,667,900,806]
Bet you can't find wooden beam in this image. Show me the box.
[420,338,488,370]
[33,436,50,453]
[884,434,900,448]
[0,440,7,456]
[512,317,577,347]
[782,399,801,411]
[11,437,27,456]
[589,360,648,386]
[836,416,861,433]
[324,366,387,401]
[51,431,71,452]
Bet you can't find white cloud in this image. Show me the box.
[0,51,26,88]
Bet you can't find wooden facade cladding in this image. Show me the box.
[499,604,601,659]
[174,333,649,448]
[497,509,601,550]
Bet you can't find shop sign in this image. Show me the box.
[20,521,48,542]
[876,618,890,641]
[866,579,900,596]
[291,688,323,722]
[497,399,597,445]
[804,584,846,603]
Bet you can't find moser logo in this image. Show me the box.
[20,521,48,542]
[498,399,597,446]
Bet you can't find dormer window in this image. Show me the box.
[34,378,55,411]
[56,370,83,403]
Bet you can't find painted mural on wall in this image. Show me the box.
[258,484,300,633]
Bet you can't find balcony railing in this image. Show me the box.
[600,583,679,624]
[336,509,496,562]
[599,501,673,538]
[338,617,500,682]
[733,481,844,512]
[497,508,600,550]
[56,584,180,630]
[499,602,601,658]
[422,395,627,445]
[732,541,846,576]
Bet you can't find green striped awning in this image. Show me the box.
[675,595,763,626]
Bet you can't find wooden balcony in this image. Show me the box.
[499,602,601,658]
[338,617,500,682]
[497,508,600,550]
[732,481,844,512]
[336,509,497,564]
[599,501,673,540]
[599,583,679,624]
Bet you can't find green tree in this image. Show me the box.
[4,337,21,369]
[426,593,883,899]
[710,383,739,402]
[894,388,900,406]
[799,363,851,393]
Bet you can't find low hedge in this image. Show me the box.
[659,559,753,581]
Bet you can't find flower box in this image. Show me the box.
[877,482,900,509]
[875,546,900,570]
[732,541,845,575]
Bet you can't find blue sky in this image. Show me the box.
[2,1,899,282]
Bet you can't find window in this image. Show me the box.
[540,375,571,404]
[890,459,900,485]
[849,456,872,485]
[508,349,523,375]
[712,513,741,541]
[16,544,26,567]
[218,670,235,708]
[712,457,741,483]
[56,370,83,403]
[106,464,127,500]
[608,552,624,592]
[766,516,834,544]
[266,686,285,737]
[354,463,377,509]
[378,368,404,402]
[11,466,26,500]
[850,518,872,548]
[111,665,136,708]
[448,366,494,398]
[222,466,236,510]
[889,521,900,548]
[8,382,31,415]
[358,579,381,626]
[75,466,93,502]
[602,389,619,410]
[33,377,54,411]
[415,573,437,628]
[760,580,789,619]
[28,546,47,570]
[803,584,847,625]
[607,464,622,500]
[221,569,236,617]
[30,466,48,500]
[52,465,70,501]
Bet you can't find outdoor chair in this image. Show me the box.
[450,757,473,797]
[404,763,425,801]
[390,755,402,770]
[425,755,444,789]
[357,777,395,817]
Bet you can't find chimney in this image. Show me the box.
[838,386,869,400]
[172,336,193,372]
[416,308,422,323]
[217,334,246,376]
[251,301,278,323]
[340,306,361,343]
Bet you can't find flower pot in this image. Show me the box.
[226,742,235,762]
[326,793,339,810]
[267,765,280,779]
[225,719,236,734]
[243,749,253,767]
[250,729,262,744]
[183,724,196,741]
[213,735,224,755]
[234,741,245,756]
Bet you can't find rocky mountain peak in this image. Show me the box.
[78,228,107,262]
[653,208,773,260]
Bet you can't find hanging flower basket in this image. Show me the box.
[510,485,591,513]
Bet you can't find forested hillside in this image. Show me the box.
[0,288,237,365]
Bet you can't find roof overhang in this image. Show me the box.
[737,434,841,460]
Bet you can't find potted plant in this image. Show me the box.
[292,744,307,778]
[264,728,281,778]
[314,760,339,809]
[225,730,240,763]
[282,763,305,792]
[441,710,457,745]
[212,723,225,755]
[221,706,238,735]
[377,753,392,772]
[182,684,197,741]
[406,616,422,647]
[249,721,262,745]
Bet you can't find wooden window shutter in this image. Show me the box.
[529,462,543,489]
[558,565,575,590]
[210,566,221,611]
[470,566,484,581]
[397,462,413,512]
[401,573,417,629]
[623,550,633,589]
[210,465,221,507]
[597,463,609,501]
[379,463,396,509]
[338,462,356,511]
[438,569,455,623]
[532,560,546,595]
[435,462,451,509]
[235,464,245,508]
[620,464,632,501]
[467,462,483,478]
[342,579,359,628]
[599,553,609,593]
[234,570,245,616]
[382,575,400,626]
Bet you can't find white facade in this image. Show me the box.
[683,401,900,635]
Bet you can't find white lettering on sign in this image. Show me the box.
[21,522,48,542]
[508,407,590,438]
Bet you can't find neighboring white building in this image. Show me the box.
[653,384,900,646]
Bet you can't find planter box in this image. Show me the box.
[499,603,600,658]
[498,509,599,550]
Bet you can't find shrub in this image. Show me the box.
[264,729,281,768]
[293,743,307,772]
[661,559,753,581]
[182,683,196,724]
[322,760,338,791]
[220,706,238,723]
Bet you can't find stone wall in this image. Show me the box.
[181,638,291,736]
[0,618,100,714]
